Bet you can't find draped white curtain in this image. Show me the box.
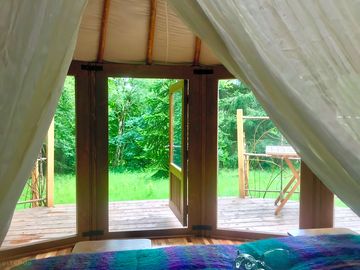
[169,0,360,216]
[0,0,87,245]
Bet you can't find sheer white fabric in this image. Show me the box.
[0,0,87,245]
[169,0,360,216]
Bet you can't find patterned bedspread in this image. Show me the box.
[15,234,360,270]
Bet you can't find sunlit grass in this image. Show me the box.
[17,169,349,208]
[108,171,169,201]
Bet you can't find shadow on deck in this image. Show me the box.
[2,197,359,249]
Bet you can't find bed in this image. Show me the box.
[15,234,360,269]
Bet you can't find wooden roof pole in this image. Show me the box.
[146,0,157,65]
[97,0,111,62]
[193,36,202,66]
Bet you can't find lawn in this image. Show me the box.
[17,169,348,207]
[51,171,169,204]
[218,167,300,200]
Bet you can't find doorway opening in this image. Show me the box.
[107,78,187,232]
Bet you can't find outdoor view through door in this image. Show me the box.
[216,79,300,234]
[1,76,77,249]
[108,78,187,232]
[216,79,360,235]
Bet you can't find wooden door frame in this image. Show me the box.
[202,75,284,239]
[80,61,199,239]
[71,61,336,239]
[200,75,335,240]
[72,61,236,240]
[1,61,336,260]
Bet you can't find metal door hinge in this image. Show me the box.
[81,64,103,71]
[193,69,213,75]
[82,230,104,237]
[192,225,212,231]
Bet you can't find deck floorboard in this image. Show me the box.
[1,197,359,249]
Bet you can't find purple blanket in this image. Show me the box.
[15,234,360,269]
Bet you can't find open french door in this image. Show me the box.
[169,80,188,226]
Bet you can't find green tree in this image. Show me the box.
[54,76,76,173]
[139,80,173,177]
[218,79,281,169]
[108,78,145,168]
[108,78,173,176]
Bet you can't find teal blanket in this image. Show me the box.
[16,234,360,269]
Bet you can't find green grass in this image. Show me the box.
[54,174,76,204]
[108,171,169,202]
[17,169,349,208]
[52,171,169,204]
[218,168,300,201]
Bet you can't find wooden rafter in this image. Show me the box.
[97,0,111,62]
[146,0,157,65]
[193,36,202,66]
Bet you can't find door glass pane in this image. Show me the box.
[171,91,183,168]
[1,76,77,249]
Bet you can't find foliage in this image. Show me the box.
[108,78,174,177]
[54,76,76,173]
[108,78,145,169]
[218,80,282,169]
[53,77,284,175]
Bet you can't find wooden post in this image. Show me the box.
[237,109,245,198]
[46,118,55,207]
[299,162,334,229]
[245,155,249,196]
[31,160,39,207]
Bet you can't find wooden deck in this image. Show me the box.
[2,198,360,249]
[217,198,360,234]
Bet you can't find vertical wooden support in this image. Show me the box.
[299,162,334,229]
[245,155,249,196]
[188,72,218,236]
[31,160,39,207]
[94,72,109,236]
[203,76,219,235]
[46,119,55,207]
[237,109,245,198]
[187,75,203,233]
[76,73,92,238]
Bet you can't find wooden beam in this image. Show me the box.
[146,0,157,65]
[69,61,234,79]
[299,162,334,229]
[97,0,111,62]
[193,37,202,66]
[46,119,55,207]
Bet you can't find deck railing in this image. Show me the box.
[236,109,301,202]
[17,120,54,208]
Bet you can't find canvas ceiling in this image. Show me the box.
[73,0,220,65]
